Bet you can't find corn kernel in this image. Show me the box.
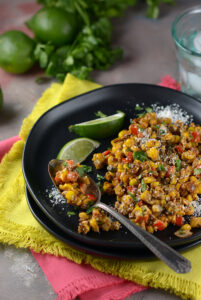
[59,183,73,191]
[144,176,156,184]
[147,225,154,233]
[151,181,159,188]
[182,132,189,138]
[79,212,89,220]
[161,199,166,206]
[129,178,138,186]
[133,206,142,213]
[169,191,176,199]
[181,151,196,161]
[61,169,67,181]
[150,161,157,169]
[140,190,151,202]
[173,135,181,143]
[65,190,75,201]
[124,138,133,147]
[170,176,177,185]
[151,132,157,139]
[118,130,128,138]
[90,218,99,232]
[187,194,193,202]
[146,148,159,161]
[181,224,191,231]
[117,164,124,172]
[196,184,201,194]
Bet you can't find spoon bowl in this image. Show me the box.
[48,159,192,274]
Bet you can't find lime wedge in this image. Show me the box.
[57,138,100,163]
[69,111,125,139]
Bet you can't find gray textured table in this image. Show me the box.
[0,0,199,299]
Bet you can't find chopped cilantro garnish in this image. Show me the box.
[137,112,146,118]
[135,104,143,111]
[88,201,94,207]
[194,168,201,175]
[158,164,165,171]
[128,192,138,202]
[95,111,107,118]
[126,163,131,169]
[97,181,103,192]
[138,127,144,132]
[160,129,166,135]
[133,151,148,162]
[67,211,76,216]
[97,174,105,181]
[175,159,181,171]
[141,179,147,192]
[75,165,92,177]
[145,107,152,113]
[86,200,96,214]
[154,125,160,129]
[86,206,96,214]
[63,162,67,167]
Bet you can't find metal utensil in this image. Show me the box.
[48,159,192,274]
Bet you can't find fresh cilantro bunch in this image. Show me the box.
[35,17,122,82]
[35,0,175,82]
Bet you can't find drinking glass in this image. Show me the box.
[172,6,201,100]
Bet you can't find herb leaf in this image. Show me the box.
[67,211,76,216]
[128,192,138,202]
[158,164,165,171]
[194,168,201,175]
[175,159,181,171]
[133,151,148,162]
[75,165,92,177]
[145,107,152,113]
[97,174,105,181]
[141,179,147,192]
[135,104,142,111]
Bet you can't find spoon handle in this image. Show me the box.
[95,202,191,273]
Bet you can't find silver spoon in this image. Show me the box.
[48,159,192,274]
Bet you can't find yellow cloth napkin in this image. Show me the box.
[0,74,201,300]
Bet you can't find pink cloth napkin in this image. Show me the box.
[0,136,146,300]
[1,76,180,300]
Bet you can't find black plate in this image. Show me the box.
[23,83,201,249]
[25,186,201,259]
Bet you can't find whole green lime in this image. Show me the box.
[0,30,35,74]
[26,7,77,47]
[0,87,3,109]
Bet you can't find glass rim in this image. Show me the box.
[171,5,201,58]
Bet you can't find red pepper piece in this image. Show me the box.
[192,131,200,143]
[130,124,138,135]
[176,216,183,227]
[165,166,175,177]
[66,171,79,182]
[127,186,133,192]
[175,144,184,154]
[86,194,96,201]
[154,220,166,231]
[136,214,149,224]
[126,151,133,162]
[103,150,111,156]
[138,200,144,206]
